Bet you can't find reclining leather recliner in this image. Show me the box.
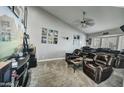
[83,54,113,84]
[65,49,81,65]
[113,54,124,68]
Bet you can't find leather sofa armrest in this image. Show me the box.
[97,65,113,82]
[65,53,80,62]
[65,53,71,60]
[65,53,73,58]
[66,53,72,55]
[83,60,95,66]
[97,65,112,72]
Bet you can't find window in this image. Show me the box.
[101,36,117,50]
[91,37,101,48]
[91,36,118,50]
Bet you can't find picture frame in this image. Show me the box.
[53,30,58,44]
[41,27,47,44]
[48,29,53,44]
[53,38,58,44]
[42,28,47,36]
[54,30,58,36]
[41,36,47,44]
[41,27,58,44]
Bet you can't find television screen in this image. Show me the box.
[0,7,24,61]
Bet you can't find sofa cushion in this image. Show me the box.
[95,54,111,65]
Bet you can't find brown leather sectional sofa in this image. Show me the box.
[65,47,124,84]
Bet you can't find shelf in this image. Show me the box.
[17,55,30,70]
[17,68,27,80]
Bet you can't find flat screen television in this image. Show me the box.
[0,7,24,62]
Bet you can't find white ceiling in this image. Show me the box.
[41,6,124,34]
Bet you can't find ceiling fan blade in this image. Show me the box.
[85,18,94,22]
[73,19,82,25]
[86,22,95,26]
[73,19,81,23]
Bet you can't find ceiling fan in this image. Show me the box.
[80,11,95,28]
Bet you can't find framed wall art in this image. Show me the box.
[41,27,58,44]
[41,27,47,44]
[42,28,47,36]
[48,29,54,44]
[53,30,58,44]
[41,37,47,44]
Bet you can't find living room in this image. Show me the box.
[1,5,124,88]
[28,6,124,87]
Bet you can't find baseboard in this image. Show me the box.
[38,57,65,62]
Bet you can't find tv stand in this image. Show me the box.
[11,54,30,87]
[0,54,30,87]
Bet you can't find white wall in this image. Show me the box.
[27,7,86,60]
[87,28,124,38]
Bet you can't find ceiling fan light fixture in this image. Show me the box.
[80,11,95,28]
[82,23,87,28]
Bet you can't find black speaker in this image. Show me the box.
[29,57,37,68]
[120,25,124,32]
